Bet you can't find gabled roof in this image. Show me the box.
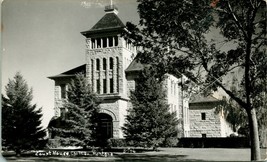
[48,64,86,80]
[81,12,125,37]
[189,94,220,104]
[91,13,125,31]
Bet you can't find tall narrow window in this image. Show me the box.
[108,37,113,47]
[91,59,94,85]
[116,57,119,92]
[114,36,118,46]
[60,84,66,99]
[96,79,100,94]
[103,37,107,48]
[174,83,176,95]
[110,78,114,93]
[103,58,106,70]
[97,38,101,48]
[103,79,107,94]
[201,113,206,120]
[109,57,113,70]
[96,59,100,71]
[91,38,95,49]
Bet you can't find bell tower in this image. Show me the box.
[81,4,136,138]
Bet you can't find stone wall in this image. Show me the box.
[53,77,73,117]
[189,103,222,137]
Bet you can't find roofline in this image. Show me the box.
[189,100,222,104]
[48,74,76,80]
[81,27,126,37]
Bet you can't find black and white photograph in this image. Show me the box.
[1,0,267,161]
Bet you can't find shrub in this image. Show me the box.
[162,137,178,147]
[107,138,127,147]
[47,139,61,148]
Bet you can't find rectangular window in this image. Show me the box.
[96,59,100,71]
[109,58,113,70]
[201,113,206,120]
[103,37,107,48]
[103,58,106,70]
[202,134,206,138]
[96,79,100,94]
[103,79,107,94]
[60,84,66,99]
[97,38,101,48]
[114,36,118,46]
[110,78,114,93]
[91,38,95,49]
[108,37,113,47]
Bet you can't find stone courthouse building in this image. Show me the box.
[49,5,232,140]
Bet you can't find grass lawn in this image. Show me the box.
[2,148,267,162]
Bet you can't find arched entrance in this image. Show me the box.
[97,113,113,140]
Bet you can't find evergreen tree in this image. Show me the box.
[123,68,178,148]
[48,73,100,147]
[2,72,46,156]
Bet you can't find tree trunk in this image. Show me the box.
[247,108,261,160]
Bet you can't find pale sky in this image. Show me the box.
[1,0,139,127]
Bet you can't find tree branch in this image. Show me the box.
[227,1,248,40]
[215,79,247,108]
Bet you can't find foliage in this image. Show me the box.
[124,0,266,160]
[48,73,100,147]
[123,68,179,148]
[107,138,127,147]
[2,72,46,155]
[215,76,247,132]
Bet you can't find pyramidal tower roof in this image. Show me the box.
[81,5,126,37]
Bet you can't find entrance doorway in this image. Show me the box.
[97,113,113,140]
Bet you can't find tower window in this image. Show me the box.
[103,58,106,70]
[103,37,107,48]
[114,36,118,46]
[108,37,113,47]
[97,38,101,48]
[202,134,207,138]
[96,59,100,71]
[110,58,113,69]
[201,113,206,120]
[91,38,95,49]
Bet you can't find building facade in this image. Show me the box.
[189,95,233,137]
[49,5,231,140]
